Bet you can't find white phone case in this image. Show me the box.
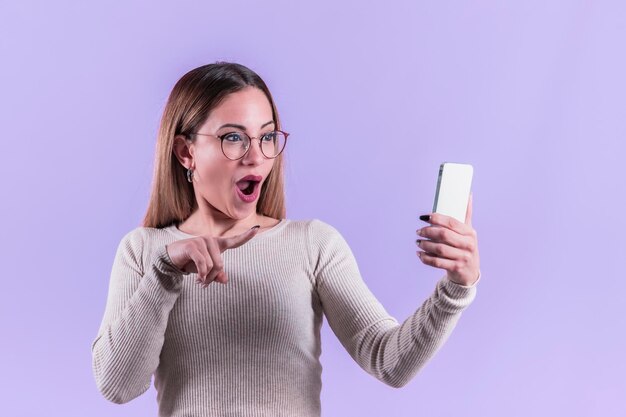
[432,162,473,223]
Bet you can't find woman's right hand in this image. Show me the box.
[165,225,260,287]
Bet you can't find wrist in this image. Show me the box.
[448,270,481,287]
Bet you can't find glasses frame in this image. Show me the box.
[186,129,290,161]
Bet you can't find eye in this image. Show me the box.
[261,131,277,142]
[222,132,244,142]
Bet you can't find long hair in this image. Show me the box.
[142,62,286,228]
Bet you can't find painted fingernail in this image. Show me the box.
[416,239,422,246]
[419,215,430,222]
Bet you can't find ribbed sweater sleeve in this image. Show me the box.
[310,220,478,388]
[91,229,185,404]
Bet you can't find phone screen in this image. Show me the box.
[433,162,473,223]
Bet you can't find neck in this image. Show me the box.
[180,207,261,238]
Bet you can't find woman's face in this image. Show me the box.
[178,86,276,221]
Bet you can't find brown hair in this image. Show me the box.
[141,62,286,229]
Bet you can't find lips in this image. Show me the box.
[237,174,263,183]
[235,181,260,202]
[235,174,263,197]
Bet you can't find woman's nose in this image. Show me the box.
[242,138,265,164]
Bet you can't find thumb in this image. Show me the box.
[218,225,260,252]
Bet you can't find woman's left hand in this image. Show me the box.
[416,193,480,286]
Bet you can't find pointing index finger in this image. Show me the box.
[217,225,261,252]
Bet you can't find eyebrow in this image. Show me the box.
[217,121,275,131]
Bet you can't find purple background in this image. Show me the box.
[1,1,625,416]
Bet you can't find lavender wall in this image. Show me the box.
[1,1,624,416]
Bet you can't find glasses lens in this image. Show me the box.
[260,131,287,158]
[221,132,249,160]
[221,131,287,159]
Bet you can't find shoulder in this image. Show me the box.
[283,218,343,238]
[117,225,168,246]
[114,225,173,262]
[283,218,350,254]
[286,219,357,277]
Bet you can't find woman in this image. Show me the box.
[91,62,481,416]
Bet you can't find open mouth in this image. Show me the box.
[236,180,259,196]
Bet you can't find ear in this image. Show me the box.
[172,135,195,169]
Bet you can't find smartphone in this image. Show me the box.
[432,162,473,223]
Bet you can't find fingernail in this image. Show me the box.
[419,215,430,222]
[416,239,422,246]
[251,225,261,230]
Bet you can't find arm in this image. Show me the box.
[91,229,184,403]
[310,220,478,388]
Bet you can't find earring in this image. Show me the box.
[186,167,194,183]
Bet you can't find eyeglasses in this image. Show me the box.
[187,130,289,161]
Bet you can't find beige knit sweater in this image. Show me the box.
[92,218,478,416]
